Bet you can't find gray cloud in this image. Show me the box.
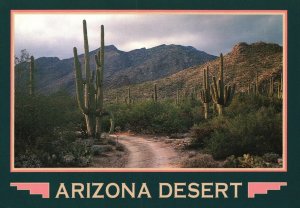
[14,13,283,59]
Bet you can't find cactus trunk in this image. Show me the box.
[176,89,180,105]
[255,72,259,95]
[269,77,274,97]
[199,66,211,119]
[126,87,132,104]
[95,25,105,138]
[29,56,35,96]
[278,73,283,99]
[73,20,114,138]
[203,103,209,119]
[217,104,223,116]
[211,53,235,116]
[153,84,158,102]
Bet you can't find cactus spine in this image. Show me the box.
[211,53,235,115]
[73,20,113,138]
[199,66,211,119]
[29,56,35,96]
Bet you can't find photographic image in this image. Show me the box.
[11,11,287,171]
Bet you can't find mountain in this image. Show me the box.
[15,44,216,94]
[105,42,283,101]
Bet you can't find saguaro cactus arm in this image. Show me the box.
[211,53,235,115]
[74,21,114,138]
[73,20,97,136]
[73,47,88,114]
[199,66,211,103]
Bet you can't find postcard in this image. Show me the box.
[0,0,298,207]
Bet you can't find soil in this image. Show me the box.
[111,133,192,168]
[90,133,210,169]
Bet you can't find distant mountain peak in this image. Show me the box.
[230,41,282,58]
[105,45,118,50]
[20,43,216,94]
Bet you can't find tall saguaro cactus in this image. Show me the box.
[73,20,113,138]
[29,56,35,96]
[94,25,105,137]
[211,53,235,115]
[199,66,211,119]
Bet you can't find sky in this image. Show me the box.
[14,13,283,59]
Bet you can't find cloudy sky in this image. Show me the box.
[13,13,283,59]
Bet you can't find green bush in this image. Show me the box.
[189,117,226,148]
[190,94,282,160]
[226,93,282,117]
[106,100,202,134]
[206,106,282,159]
[14,90,89,167]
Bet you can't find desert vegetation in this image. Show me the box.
[14,20,283,168]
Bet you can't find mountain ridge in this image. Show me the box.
[17,44,216,94]
[104,41,283,102]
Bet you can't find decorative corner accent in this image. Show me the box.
[10,182,50,198]
[248,182,287,198]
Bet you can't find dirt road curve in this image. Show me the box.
[116,134,180,168]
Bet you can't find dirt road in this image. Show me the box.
[115,134,180,168]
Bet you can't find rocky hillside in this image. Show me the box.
[15,44,216,94]
[105,42,283,102]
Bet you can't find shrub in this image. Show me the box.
[189,117,226,148]
[116,143,125,152]
[223,154,281,168]
[189,94,282,160]
[206,106,282,159]
[223,155,239,168]
[14,91,88,167]
[262,152,280,163]
[182,154,220,168]
[226,94,282,117]
[106,100,202,134]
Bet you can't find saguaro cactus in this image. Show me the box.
[199,66,211,119]
[269,76,274,97]
[277,73,283,99]
[176,88,180,105]
[73,20,114,138]
[211,53,235,115]
[253,72,259,95]
[153,84,158,102]
[94,24,105,137]
[125,87,133,104]
[247,83,251,95]
[29,56,35,96]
